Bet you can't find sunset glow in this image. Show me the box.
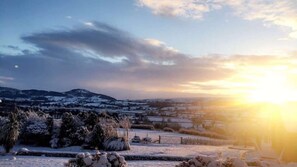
[1,1,297,165]
[247,73,297,104]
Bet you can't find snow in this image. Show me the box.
[45,96,64,101]
[0,156,179,167]
[0,144,296,167]
[121,129,214,141]
[0,129,294,166]
[8,144,246,159]
[147,116,193,128]
[26,120,48,135]
[128,161,179,167]
[0,155,68,167]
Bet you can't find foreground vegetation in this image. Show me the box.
[0,107,130,153]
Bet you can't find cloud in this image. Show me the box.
[0,22,233,98]
[137,0,220,19]
[65,16,72,19]
[1,21,297,99]
[22,22,186,65]
[84,22,94,27]
[0,76,14,84]
[137,0,297,38]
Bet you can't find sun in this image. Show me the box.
[247,73,297,104]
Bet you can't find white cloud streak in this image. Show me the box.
[137,0,297,38]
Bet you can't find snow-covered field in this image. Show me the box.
[119,128,215,141]
[9,143,245,158]
[0,156,179,167]
[0,129,247,167]
[0,142,253,167]
[0,144,296,167]
[147,116,193,128]
[0,129,295,167]
[0,155,68,167]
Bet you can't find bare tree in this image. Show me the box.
[119,117,131,140]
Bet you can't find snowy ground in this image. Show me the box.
[9,144,248,158]
[0,144,296,167]
[0,129,295,166]
[0,155,68,167]
[118,128,219,141]
[0,143,254,167]
[0,156,179,167]
[0,129,250,167]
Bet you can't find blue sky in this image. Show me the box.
[1,0,297,99]
[1,0,296,56]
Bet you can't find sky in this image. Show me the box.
[1,0,297,99]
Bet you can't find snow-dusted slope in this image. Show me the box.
[0,86,116,107]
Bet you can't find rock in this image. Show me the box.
[177,155,248,167]
[207,160,220,167]
[83,156,93,166]
[76,153,85,158]
[231,158,248,167]
[17,148,29,153]
[65,152,127,167]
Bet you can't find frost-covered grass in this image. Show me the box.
[119,128,215,141]
[0,144,296,167]
[128,161,179,167]
[8,143,249,159]
[0,129,294,166]
[0,155,68,167]
[0,156,179,167]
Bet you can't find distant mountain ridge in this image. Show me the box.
[0,86,116,101]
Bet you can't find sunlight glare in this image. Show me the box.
[247,73,297,104]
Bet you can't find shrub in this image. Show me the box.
[118,117,131,140]
[210,127,227,135]
[131,124,154,130]
[71,126,89,146]
[84,124,106,149]
[153,123,165,130]
[103,137,130,151]
[163,127,174,132]
[154,122,181,131]
[166,123,181,131]
[176,155,248,167]
[24,120,50,145]
[49,119,61,148]
[84,122,117,150]
[78,111,99,130]
[179,128,227,139]
[59,112,84,146]
[0,111,19,153]
[181,137,233,146]
[60,112,76,140]
[20,111,52,146]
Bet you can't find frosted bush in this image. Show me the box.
[71,126,89,145]
[176,155,248,167]
[103,137,130,151]
[20,111,51,146]
[26,120,49,135]
[0,111,19,153]
[65,151,127,167]
[50,119,61,148]
[0,116,9,126]
[84,122,118,150]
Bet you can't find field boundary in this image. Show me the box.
[16,150,191,161]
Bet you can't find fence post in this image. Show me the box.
[159,135,161,144]
[181,137,183,144]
